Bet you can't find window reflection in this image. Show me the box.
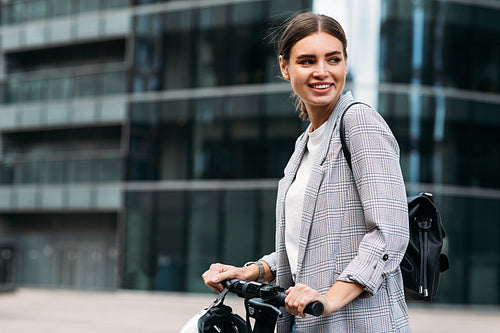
[12,2,27,24]
[163,10,193,90]
[129,94,300,181]
[135,3,271,92]
[66,160,93,183]
[29,0,48,21]
[4,70,126,104]
[45,160,64,184]
[78,0,101,13]
[1,125,123,185]
[98,158,123,182]
[379,91,500,189]
[51,0,73,17]
[102,71,126,95]
[380,0,500,93]
[123,187,279,292]
[0,0,131,26]
[26,79,44,102]
[2,156,123,185]
[75,74,97,98]
[229,2,267,85]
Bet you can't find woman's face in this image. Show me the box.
[279,32,347,114]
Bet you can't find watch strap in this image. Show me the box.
[244,260,265,283]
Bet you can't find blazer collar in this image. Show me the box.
[317,91,355,165]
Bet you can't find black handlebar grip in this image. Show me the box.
[223,279,324,316]
[304,301,324,316]
[222,280,232,288]
[276,292,323,317]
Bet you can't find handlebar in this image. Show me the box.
[223,279,324,317]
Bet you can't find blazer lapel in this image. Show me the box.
[296,92,356,280]
[277,131,309,230]
[284,132,308,177]
[317,91,355,166]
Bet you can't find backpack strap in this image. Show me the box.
[339,101,369,169]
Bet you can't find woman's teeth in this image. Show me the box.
[311,84,330,89]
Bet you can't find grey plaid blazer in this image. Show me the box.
[261,92,411,332]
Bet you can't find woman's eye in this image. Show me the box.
[299,59,314,65]
[328,57,340,64]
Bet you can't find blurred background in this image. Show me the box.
[0,0,498,310]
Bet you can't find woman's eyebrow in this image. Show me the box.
[296,51,342,60]
[325,51,342,57]
[296,54,315,60]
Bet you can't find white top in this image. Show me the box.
[285,123,326,281]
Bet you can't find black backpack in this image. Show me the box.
[339,102,450,302]
[402,192,450,301]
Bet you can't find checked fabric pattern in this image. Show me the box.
[261,92,411,332]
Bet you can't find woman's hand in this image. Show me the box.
[285,281,365,317]
[284,283,328,318]
[202,263,258,293]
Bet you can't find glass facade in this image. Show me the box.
[0,0,131,26]
[123,188,277,292]
[379,0,500,94]
[378,0,500,304]
[128,93,302,181]
[0,0,499,306]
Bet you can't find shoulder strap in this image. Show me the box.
[339,101,369,170]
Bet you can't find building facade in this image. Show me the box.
[0,0,499,305]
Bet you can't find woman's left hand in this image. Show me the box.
[285,280,365,317]
[284,283,328,318]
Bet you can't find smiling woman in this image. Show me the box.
[278,31,347,131]
[276,12,348,122]
[202,12,410,333]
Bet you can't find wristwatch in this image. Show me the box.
[244,260,265,283]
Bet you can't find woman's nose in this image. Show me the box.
[312,64,327,79]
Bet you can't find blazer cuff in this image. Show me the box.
[337,253,390,296]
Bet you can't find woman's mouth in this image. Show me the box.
[309,83,332,90]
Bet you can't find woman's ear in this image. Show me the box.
[279,55,289,80]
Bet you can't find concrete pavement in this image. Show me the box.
[0,288,499,332]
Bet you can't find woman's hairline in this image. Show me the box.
[278,16,347,62]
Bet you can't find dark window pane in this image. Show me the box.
[51,0,72,17]
[74,74,97,97]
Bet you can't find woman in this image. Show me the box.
[203,12,410,332]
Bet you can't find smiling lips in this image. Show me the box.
[309,83,333,90]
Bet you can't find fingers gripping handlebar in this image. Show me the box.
[223,279,324,317]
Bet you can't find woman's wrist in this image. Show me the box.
[242,263,260,281]
[241,260,273,282]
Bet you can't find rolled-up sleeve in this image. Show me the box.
[260,252,277,276]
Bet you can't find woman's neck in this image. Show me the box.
[308,105,334,132]
[306,95,341,132]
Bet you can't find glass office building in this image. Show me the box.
[0,0,499,305]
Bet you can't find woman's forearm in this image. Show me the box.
[323,280,365,314]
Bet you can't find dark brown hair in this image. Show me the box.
[274,12,348,120]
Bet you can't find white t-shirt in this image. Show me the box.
[285,123,326,281]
